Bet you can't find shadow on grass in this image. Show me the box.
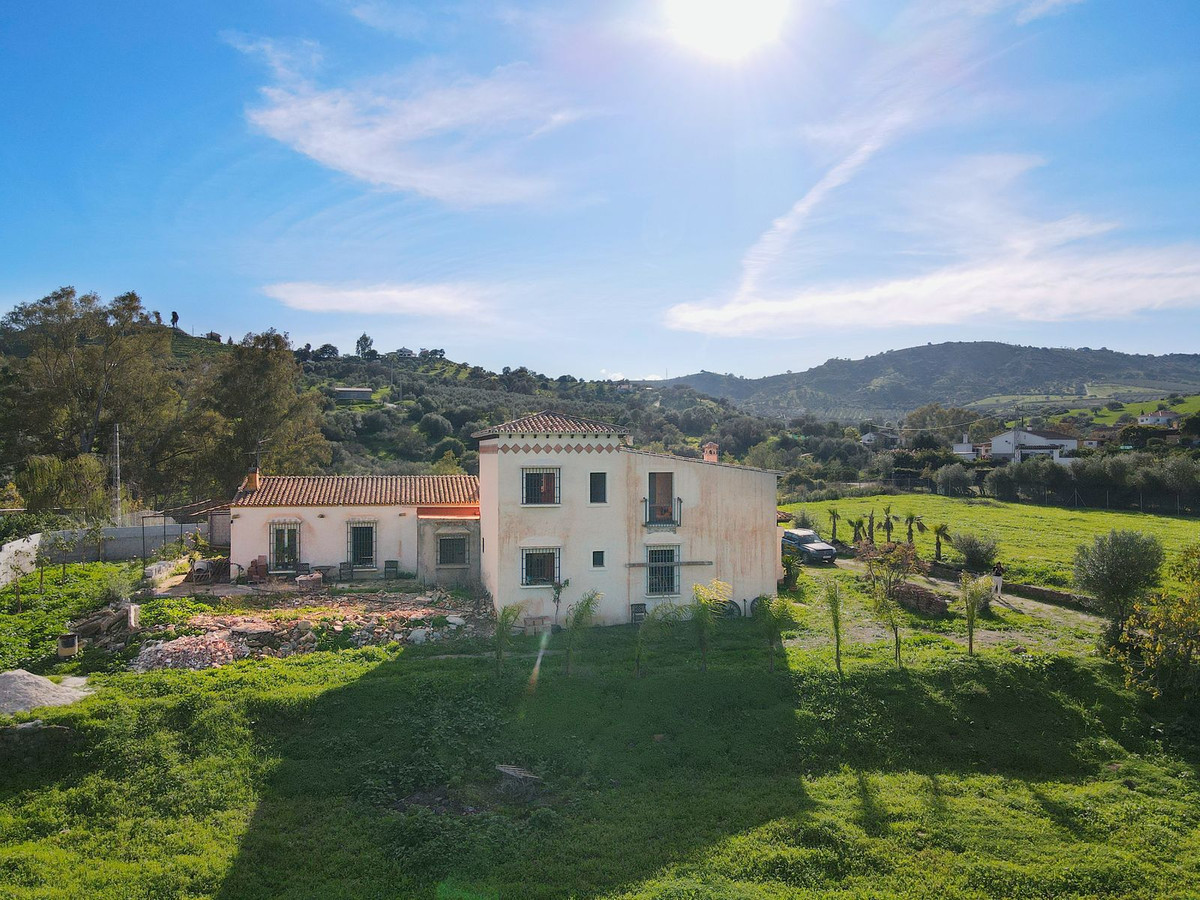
[213,627,816,900]
[208,627,1178,899]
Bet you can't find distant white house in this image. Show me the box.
[987,427,1079,464]
[952,433,984,460]
[1137,409,1182,427]
[396,347,416,358]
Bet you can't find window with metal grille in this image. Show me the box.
[522,468,560,504]
[270,523,299,571]
[438,536,468,566]
[647,545,679,595]
[592,550,605,568]
[589,472,607,503]
[347,523,376,567]
[521,547,560,585]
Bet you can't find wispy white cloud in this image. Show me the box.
[666,243,1200,334]
[667,152,1200,336]
[263,281,485,317]
[672,0,1111,337]
[1014,0,1088,25]
[234,38,582,205]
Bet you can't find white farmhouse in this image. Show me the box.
[475,412,781,625]
[1137,409,1182,427]
[229,473,480,585]
[987,427,1079,463]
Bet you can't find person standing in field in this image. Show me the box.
[991,562,1006,597]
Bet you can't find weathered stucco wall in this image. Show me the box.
[230,505,420,575]
[416,517,481,588]
[478,433,780,625]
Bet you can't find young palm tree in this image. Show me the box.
[867,510,876,543]
[932,523,952,562]
[827,508,841,544]
[690,579,732,672]
[960,573,991,656]
[872,583,903,669]
[753,595,794,673]
[564,590,601,676]
[494,602,526,676]
[849,517,865,544]
[821,578,843,679]
[904,512,927,545]
[881,504,900,543]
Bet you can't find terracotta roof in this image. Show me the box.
[472,411,629,438]
[231,475,479,507]
[1142,409,1180,417]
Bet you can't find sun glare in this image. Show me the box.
[663,0,789,62]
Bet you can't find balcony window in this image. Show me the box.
[645,472,681,527]
[522,468,560,505]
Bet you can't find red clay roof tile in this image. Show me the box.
[472,411,628,438]
[231,475,478,507]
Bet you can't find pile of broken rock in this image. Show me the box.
[118,594,482,672]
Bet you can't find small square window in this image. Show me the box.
[438,536,468,566]
[589,472,607,504]
[592,550,605,568]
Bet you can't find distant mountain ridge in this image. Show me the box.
[648,342,1200,421]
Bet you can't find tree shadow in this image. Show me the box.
[202,629,1192,898]
[213,631,817,900]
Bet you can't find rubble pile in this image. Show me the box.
[123,591,486,672]
[130,632,249,672]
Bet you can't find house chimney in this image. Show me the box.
[703,442,719,463]
[244,467,261,492]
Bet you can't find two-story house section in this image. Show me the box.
[474,412,781,625]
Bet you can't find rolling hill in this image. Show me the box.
[651,342,1200,421]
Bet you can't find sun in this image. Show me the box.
[662,0,789,62]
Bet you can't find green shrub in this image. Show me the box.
[953,531,999,572]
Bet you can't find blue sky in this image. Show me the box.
[2,0,1198,380]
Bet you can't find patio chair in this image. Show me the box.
[384,560,400,580]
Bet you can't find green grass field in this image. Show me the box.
[1050,394,1200,426]
[3,565,1200,899]
[784,494,1200,588]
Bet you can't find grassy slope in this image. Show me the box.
[2,574,1199,899]
[785,494,1200,588]
[1050,394,1200,426]
[0,563,141,671]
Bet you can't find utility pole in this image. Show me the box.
[113,423,121,522]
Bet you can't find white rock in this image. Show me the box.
[409,628,429,644]
[446,615,466,626]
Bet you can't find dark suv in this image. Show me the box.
[781,528,837,564]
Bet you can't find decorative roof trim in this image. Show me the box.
[472,411,629,438]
